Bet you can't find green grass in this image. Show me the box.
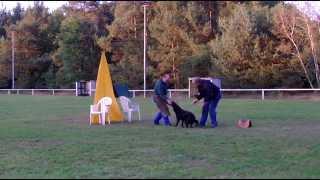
[0,95,320,178]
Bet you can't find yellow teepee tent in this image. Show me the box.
[92,51,124,124]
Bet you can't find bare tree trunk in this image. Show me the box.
[173,56,176,88]
[292,41,314,88]
[134,16,137,39]
[171,41,179,88]
[303,14,320,87]
[279,10,314,88]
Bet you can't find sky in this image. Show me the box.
[286,1,320,19]
[0,1,68,12]
[1,1,320,17]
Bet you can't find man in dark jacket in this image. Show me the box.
[153,71,173,126]
[192,77,221,128]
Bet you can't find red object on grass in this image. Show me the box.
[237,119,252,128]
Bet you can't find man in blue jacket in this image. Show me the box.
[192,77,221,128]
[153,71,173,126]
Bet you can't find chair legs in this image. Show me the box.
[138,108,141,121]
[107,114,111,125]
[89,114,100,125]
[101,113,106,126]
[125,110,140,122]
[102,113,112,125]
[92,109,145,125]
[89,113,111,126]
[91,110,141,125]
[128,111,132,123]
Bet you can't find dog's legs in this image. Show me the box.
[181,121,184,128]
[175,119,180,127]
[195,121,199,127]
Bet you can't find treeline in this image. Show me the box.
[0,1,320,89]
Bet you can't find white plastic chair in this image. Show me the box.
[119,96,141,122]
[90,97,112,125]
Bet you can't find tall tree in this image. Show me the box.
[54,16,100,87]
[11,3,23,24]
[209,3,293,88]
[0,37,11,88]
[98,1,146,88]
[273,4,315,88]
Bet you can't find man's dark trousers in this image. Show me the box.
[199,96,221,128]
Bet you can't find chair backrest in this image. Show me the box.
[114,84,133,98]
[91,104,100,112]
[119,96,131,112]
[98,97,112,112]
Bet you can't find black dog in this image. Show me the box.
[171,101,199,128]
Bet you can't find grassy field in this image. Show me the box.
[0,95,320,179]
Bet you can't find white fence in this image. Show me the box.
[0,89,76,96]
[1,88,320,100]
[221,88,320,100]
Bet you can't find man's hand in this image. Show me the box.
[167,99,172,105]
[192,99,198,104]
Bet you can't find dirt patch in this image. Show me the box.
[137,147,160,156]
[63,114,90,125]
[59,113,320,139]
[243,121,320,139]
[60,113,155,127]
[186,159,215,172]
[222,92,320,101]
[287,95,320,101]
[281,122,320,136]
[16,139,65,149]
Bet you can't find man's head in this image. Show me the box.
[191,77,201,86]
[160,70,172,83]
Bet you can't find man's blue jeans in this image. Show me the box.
[200,97,221,128]
[153,112,171,126]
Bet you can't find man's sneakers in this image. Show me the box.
[154,122,171,126]
[211,124,218,128]
[211,122,218,128]
[199,124,218,128]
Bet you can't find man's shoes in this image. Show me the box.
[199,124,205,128]
[211,124,218,128]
